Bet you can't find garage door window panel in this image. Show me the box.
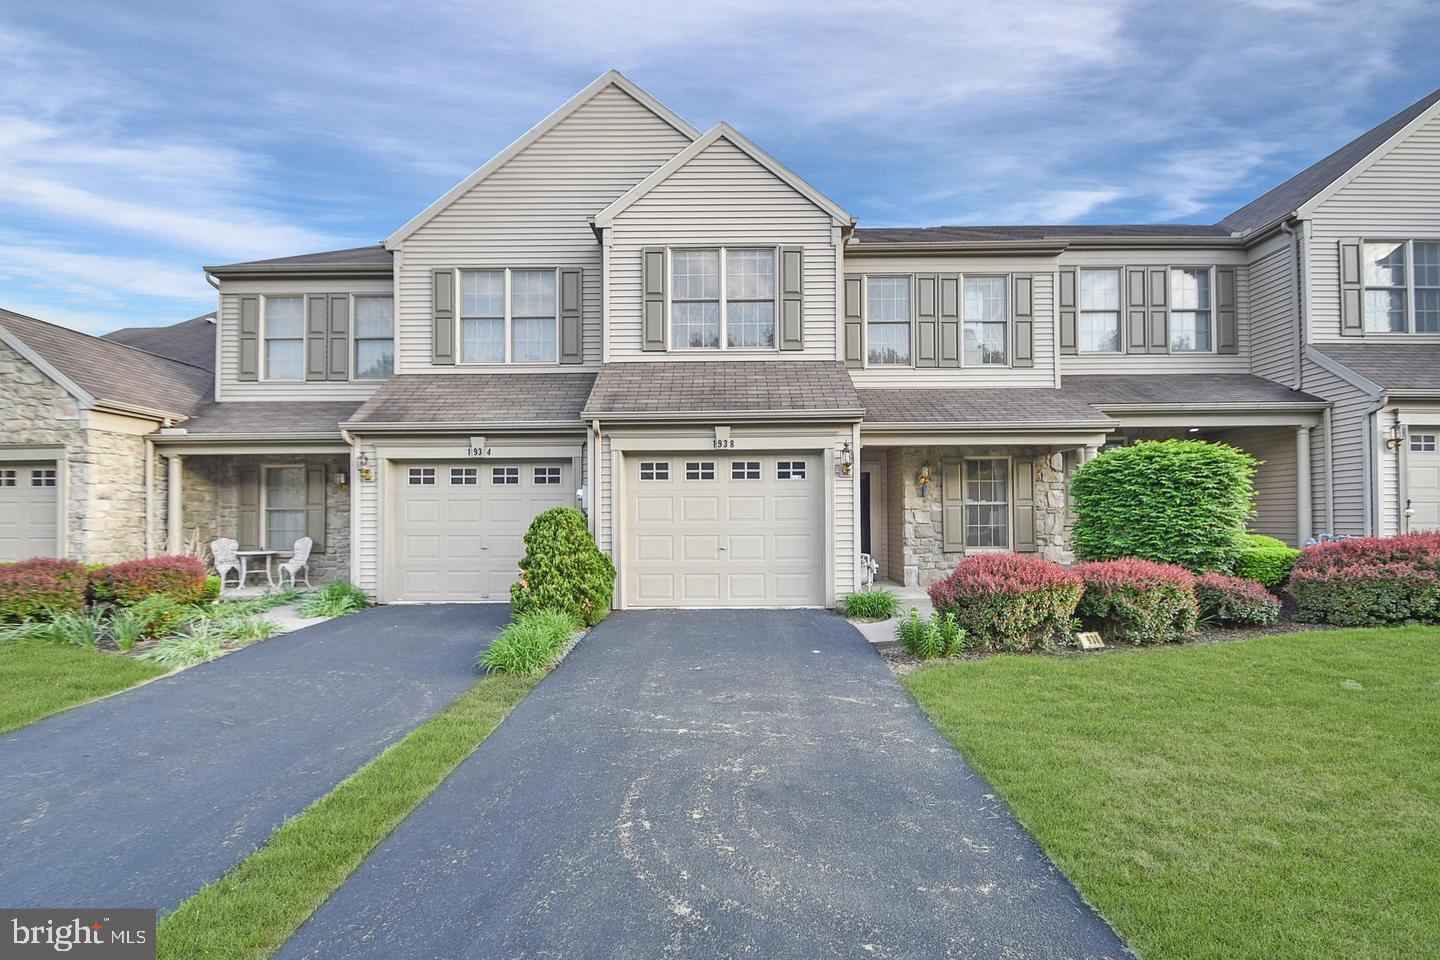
[451,467,478,485]
[685,461,716,481]
[0,470,13,487]
[731,461,760,480]
[492,467,519,485]
[534,466,561,485]
[263,466,307,551]
[639,462,669,481]
[408,467,436,485]
[777,460,807,480]
[30,469,56,487]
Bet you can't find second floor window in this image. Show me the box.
[1364,240,1440,333]
[460,269,557,364]
[866,276,911,365]
[668,248,776,350]
[963,276,1007,365]
[1169,267,1212,352]
[264,296,304,380]
[1079,269,1121,352]
[353,296,394,379]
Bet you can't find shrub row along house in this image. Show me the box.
[3,73,1440,607]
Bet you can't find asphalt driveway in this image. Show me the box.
[279,610,1127,960]
[0,603,505,912]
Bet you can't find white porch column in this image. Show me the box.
[167,454,183,555]
[1296,427,1312,545]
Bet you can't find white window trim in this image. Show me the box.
[665,246,780,353]
[455,267,561,366]
[1361,238,1440,335]
[961,274,1011,368]
[960,455,1013,552]
[860,273,915,368]
[260,463,306,552]
[1076,266,1125,355]
[1167,266,1218,354]
[352,294,395,381]
[260,294,305,382]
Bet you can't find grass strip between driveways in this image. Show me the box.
[0,642,168,735]
[901,627,1440,960]
[157,671,540,960]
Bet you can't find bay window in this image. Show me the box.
[353,296,394,379]
[263,296,304,380]
[1078,269,1121,352]
[459,268,558,364]
[1169,267,1212,352]
[1364,240,1440,333]
[866,276,911,365]
[668,248,776,350]
[963,276,1008,365]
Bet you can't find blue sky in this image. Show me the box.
[2,0,1438,334]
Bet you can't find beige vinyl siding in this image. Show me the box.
[216,279,393,402]
[1211,425,1299,544]
[842,255,1058,388]
[394,86,691,373]
[607,137,839,360]
[1379,408,1402,536]
[1245,232,1300,385]
[1301,358,1376,536]
[1058,249,1252,374]
[1309,108,1440,342]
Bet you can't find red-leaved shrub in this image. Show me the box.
[1194,572,1280,626]
[0,558,88,620]
[1076,558,1198,645]
[928,553,1082,652]
[90,556,207,607]
[1288,533,1440,625]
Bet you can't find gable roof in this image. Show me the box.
[385,71,701,247]
[0,308,211,418]
[205,244,393,276]
[104,312,216,371]
[592,123,854,229]
[1220,87,1440,236]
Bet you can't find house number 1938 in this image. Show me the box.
[712,438,736,448]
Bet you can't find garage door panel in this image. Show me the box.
[773,573,815,603]
[681,496,720,522]
[773,534,813,561]
[772,496,811,522]
[728,496,765,522]
[727,574,766,601]
[728,534,765,561]
[636,574,676,603]
[683,574,721,601]
[635,497,673,522]
[447,500,483,524]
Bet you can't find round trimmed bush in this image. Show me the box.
[927,553,1082,652]
[1233,533,1300,588]
[1071,439,1258,572]
[510,507,616,627]
[1288,533,1440,625]
[1076,558,1199,645]
[0,558,88,620]
[89,556,207,606]
[1194,572,1281,626]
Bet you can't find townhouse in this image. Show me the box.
[2,73,1438,607]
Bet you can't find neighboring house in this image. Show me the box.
[3,72,1438,606]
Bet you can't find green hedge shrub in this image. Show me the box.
[1076,558,1199,645]
[0,559,88,620]
[1071,440,1257,572]
[1233,533,1300,587]
[477,609,579,676]
[1194,572,1281,626]
[510,508,615,627]
[928,553,1083,652]
[90,556,207,606]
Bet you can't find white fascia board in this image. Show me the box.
[593,122,855,229]
[0,322,94,409]
[385,70,701,247]
[1295,97,1440,219]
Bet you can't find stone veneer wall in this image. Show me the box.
[894,446,1072,587]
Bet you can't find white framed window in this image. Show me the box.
[963,459,1009,549]
[731,460,760,480]
[963,276,1008,365]
[1363,240,1440,334]
[534,466,561,485]
[639,461,669,481]
[263,296,305,380]
[459,268,557,364]
[353,296,394,379]
[1169,267,1213,351]
[29,468,56,488]
[407,467,435,485]
[0,469,14,487]
[685,461,716,481]
[726,249,776,348]
[262,465,306,551]
[669,248,777,351]
[777,460,807,480]
[1411,433,1438,453]
[1079,269,1122,352]
[865,276,911,365]
[450,467,478,485]
[492,466,519,485]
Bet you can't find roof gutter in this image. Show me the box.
[338,420,586,435]
[860,419,1116,433]
[203,264,393,280]
[580,408,866,423]
[1094,400,1330,414]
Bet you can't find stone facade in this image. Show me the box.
[891,445,1073,588]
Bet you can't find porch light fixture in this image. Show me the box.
[840,441,854,476]
[918,461,933,498]
[356,452,374,483]
[1386,422,1408,450]
[334,468,348,489]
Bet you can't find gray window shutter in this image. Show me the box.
[942,461,964,554]
[432,270,455,365]
[1125,267,1148,353]
[915,274,938,366]
[1148,267,1169,353]
[1339,239,1364,336]
[1058,269,1077,355]
[305,464,327,553]
[643,248,667,352]
[237,466,260,549]
[559,267,583,363]
[779,247,804,351]
[939,275,960,367]
[238,295,260,380]
[1013,460,1037,553]
[327,295,349,380]
[1012,274,1034,367]
[843,275,864,367]
[1216,266,1238,354]
[306,295,328,381]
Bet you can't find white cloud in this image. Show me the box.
[0,244,209,301]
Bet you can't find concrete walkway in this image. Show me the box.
[278,610,1127,960]
[0,603,507,912]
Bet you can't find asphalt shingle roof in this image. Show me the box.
[0,308,211,417]
[206,245,394,272]
[104,312,216,371]
[851,224,1232,244]
[583,362,863,417]
[1064,374,1325,407]
[858,388,1113,425]
[1312,343,1440,393]
[348,373,596,426]
[172,401,361,437]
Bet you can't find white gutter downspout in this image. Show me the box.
[1280,219,1304,390]
[341,428,362,594]
[1323,405,1335,534]
[589,419,602,540]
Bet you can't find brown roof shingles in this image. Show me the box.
[1312,343,1440,393]
[583,361,862,417]
[1064,374,1325,407]
[347,373,596,426]
[858,388,1112,425]
[173,401,361,437]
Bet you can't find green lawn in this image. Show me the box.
[0,641,168,734]
[902,629,1440,960]
[157,672,539,960]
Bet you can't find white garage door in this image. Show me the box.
[391,461,573,601]
[0,462,58,562]
[1407,430,1440,532]
[625,453,825,607]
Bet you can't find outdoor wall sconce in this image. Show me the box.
[356,452,375,482]
[334,468,348,489]
[840,441,854,476]
[1386,422,1408,450]
[918,462,933,498]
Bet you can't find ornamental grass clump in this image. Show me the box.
[1194,572,1281,626]
[928,553,1082,652]
[840,588,899,620]
[296,581,369,618]
[1288,532,1440,626]
[510,508,615,627]
[477,609,580,676]
[1075,558,1199,645]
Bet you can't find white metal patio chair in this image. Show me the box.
[211,538,242,590]
[278,537,314,589]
